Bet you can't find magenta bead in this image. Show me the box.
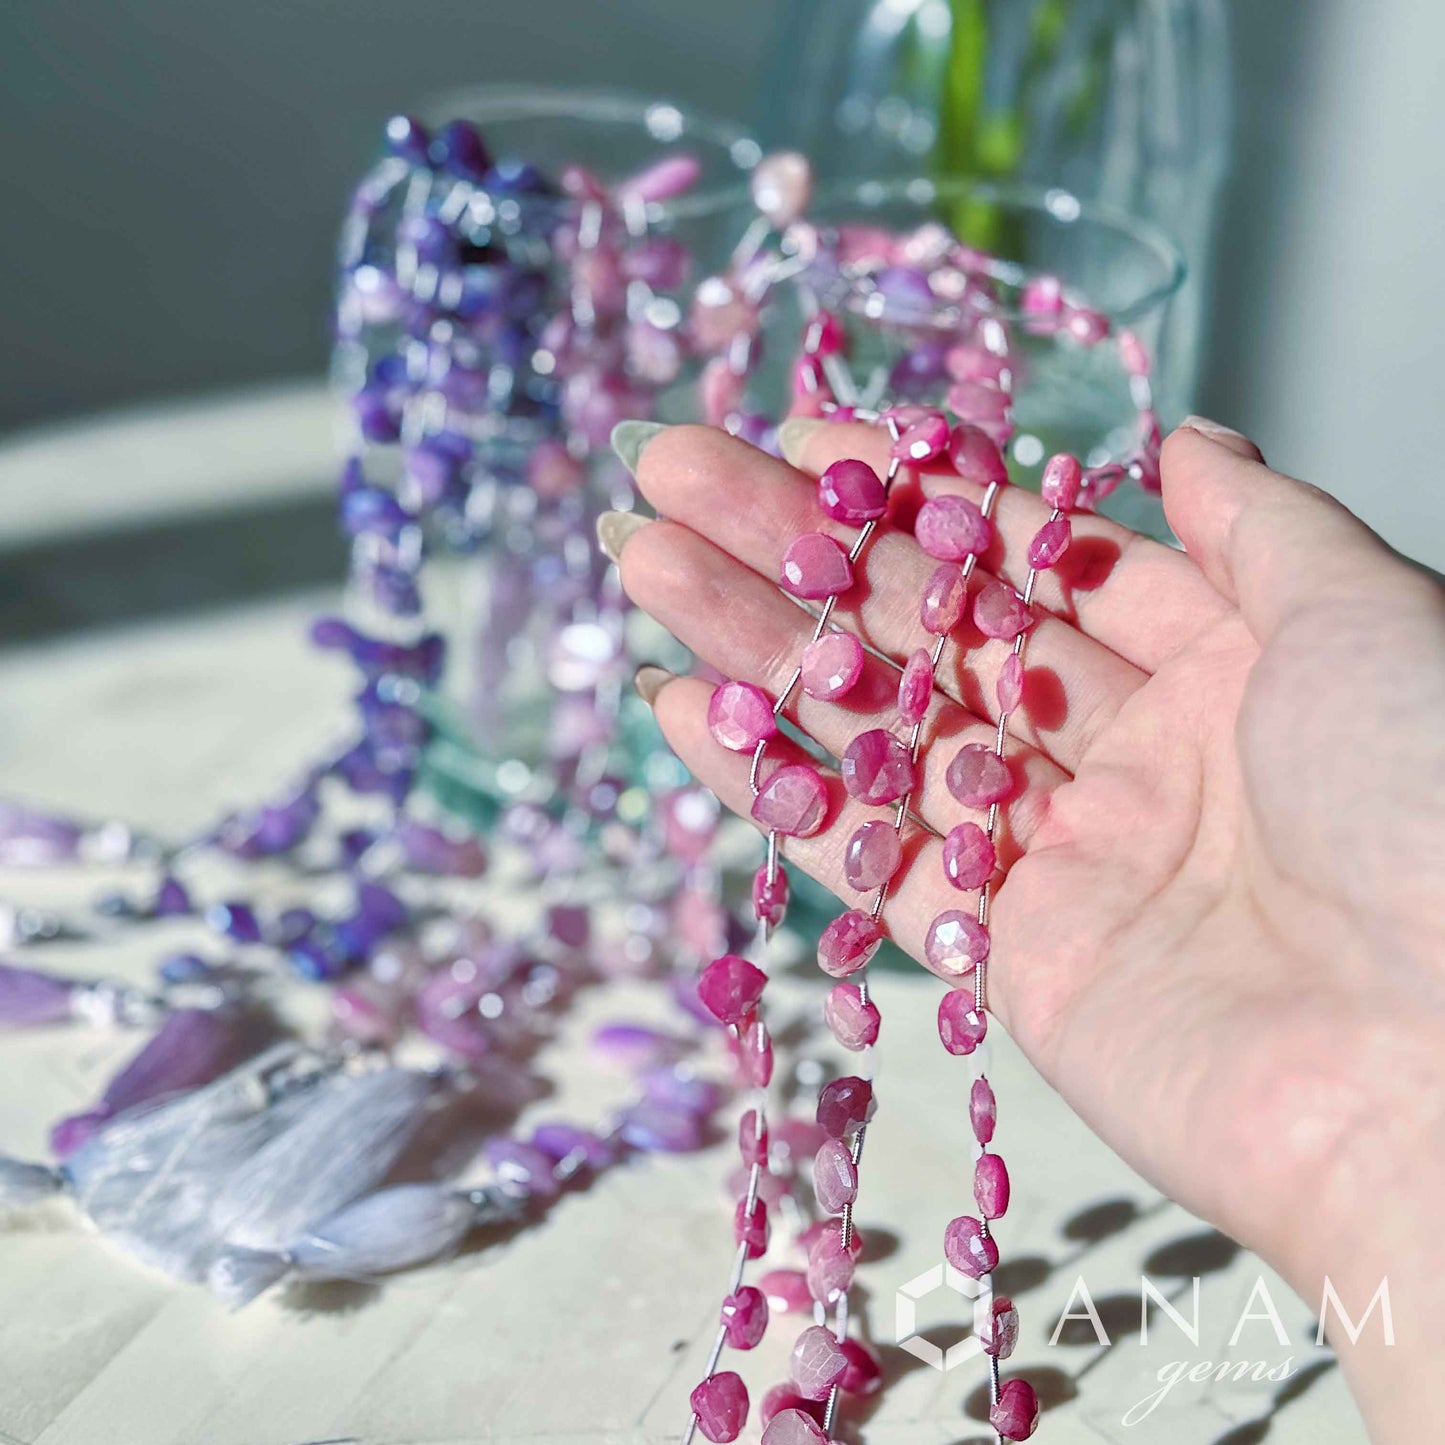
[621,153,703,203]
[708,681,776,751]
[805,1227,855,1303]
[927,915,992,977]
[996,652,1025,713]
[780,532,852,599]
[739,1016,774,1086]
[690,1371,749,1443]
[790,1325,849,1401]
[817,909,883,977]
[971,1076,997,1143]
[983,1296,1020,1359]
[920,562,968,633]
[761,1406,827,1445]
[838,1338,883,1396]
[720,1286,769,1349]
[800,631,864,700]
[991,1378,1040,1439]
[739,1108,769,1166]
[943,1213,999,1278]
[752,764,828,837]
[735,1196,770,1258]
[823,983,881,1050]
[892,411,950,464]
[973,580,1032,640]
[697,954,767,1026]
[915,494,992,561]
[1041,452,1084,510]
[759,1268,813,1315]
[975,1151,1011,1218]
[843,820,902,892]
[947,743,1013,807]
[942,821,995,890]
[948,423,1010,487]
[753,864,789,926]
[817,459,886,523]
[897,647,933,725]
[1028,516,1072,569]
[840,728,915,805]
[812,1137,858,1214]
[937,984,990,1048]
[816,1075,874,1138]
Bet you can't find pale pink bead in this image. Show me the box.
[761,1406,826,1445]
[701,356,745,426]
[915,494,992,561]
[790,1325,849,1401]
[823,982,881,1050]
[1065,306,1110,346]
[945,343,1009,385]
[708,680,776,751]
[735,1196,769,1257]
[801,1217,864,1261]
[817,909,882,977]
[801,631,864,701]
[780,532,853,599]
[816,1075,873,1138]
[991,1378,1040,1440]
[948,423,1010,487]
[920,562,967,634]
[753,864,789,926]
[971,1076,997,1143]
[947,743,1013,807]
[739,1016,774,1086]
[527,439,585,499]
[752,764,828,837]
[837,1338,883,1395]
[720,1286,769,1349]
[942,821,995,890]
[805,1226,854,1304]
[841,728,915,805]
[690,276,757,349]
[982,1296,1020,1359]
[812,1137,858,1214]
[928,915,991,978]
[947,378,1011,426]
[1118,328,1150,377]
[898,648,934,725]
[996,653,1025,713]
[973,581,1032,640]
[1028,516,1072,569]
[943,1213,999,1278]
[690,1370,748,1443]
[751,151,813,228]
[817,458,887,523]
[1020,273,1063,323]
[698,954,767,1026]
[843,819,902,891]
[738,1108,769,1166]
[975,1151,1010,1218]
[892,411,950,464]
[621,153,702,203]
[1041,452,1084,510]
[759,1269,812,1315]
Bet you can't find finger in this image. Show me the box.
[784,416,1234,674]
[632,424,1144,772]
[618,517,1065,845]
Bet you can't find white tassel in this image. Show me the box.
[0,1157,64,1209]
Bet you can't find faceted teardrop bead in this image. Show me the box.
[943,1213,999,1278]
[823,983,881,1050]
[738,1108,769,1165]
[697,955,767,1026]
[970,1076,997,1143]
[690,1371,749,1443]
[735,1196,770,1257]
[991,1378,1041,1440]
[892,410,949,464]
[837,1338,883,1396]
[753,865,789,926]
[840,729,915,805]
[817,909,882,977]
[812,1137,858,1214]
[946,744,1013,808]
[800,631,864,700]
[948,423,1010,487]
[975,1151,1011,1218]
[942,822,996,890]
[1028,516,1072,569]
[806,1226,855,1302]
[947,378,1011,428]
[897,648,933,725]
[937,985,990,1049]
[708,681,776,751]
[790,1325,849,1401]
[720,1286,769,1349]
[752,764,828,837]
[982,1296,1020,1359]
[843,820,902,892]
[973,581,1032,640]
[816,1076,874,1138]
[915,494,992,561]
[759,1268,813,1315]
[781,532,853,599]
[996,652,1025,713]
[817,459,886,524]
[920,563,968,634]
[761,1406,827,1445]
[927,914,991,976]
[1041,452,1083,510]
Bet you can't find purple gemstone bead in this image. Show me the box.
[0,963,75,1025]
[618,1102,706,1154]
[484,1137,560,1200]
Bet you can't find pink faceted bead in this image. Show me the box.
[937,984,990,1049]
[752,764,828,837]
[759,1269,813,1315]
[1028,516,1072,568]
[942,821,996,890]
[970,1076,997,1144]
[892,411,950,464]
[927,914,991,977]
[708,681,776,752]
[991,1378,1040,1440]
[841,728,915,805]
[947,743,1013,807]
[1065,306,1110,346]
[698,955,767,1026]
[897,648,933,726]
[915,494,992,561]
[739,1016,774,1086]
[838,1338,883,1396]
[817,909,883,977]
[753,865,789,926]
[781,532,853,599]
[948,423,1010,487]
[973,580,1032,640]
[1021,273,1064,323]
[982,1295,1020,1359]
[801,1218,863,1261]
[790,1325,849,1401]
[690,1371,749,1443]
[735,1196,770,1257]
[720,1286,769,1349]
[761,1406,826,1445]
[943,1213,999,1278]
[996,653,1025,713]
[823,983,881,1050]
[975,1151,1011,1218]
[801,631,864,700]
[817,459,886,524]
[1119,328,1151,377]
[843,820,902,892]
[805,1226,855,1302]
[1040,452,1084,510]
[739,1108,769,1166]
[816,1075,874,1138]
[920,562,968,634]
[947,378,1011,427]
[812,1137,858,1214]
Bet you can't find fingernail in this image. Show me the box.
[633,664,675,707]
[777,417,824,468]
[1182,414,1247,442]
[596,509,650,564]
[610,420,669,477]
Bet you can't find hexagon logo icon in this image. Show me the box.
[895,1262,991,1371]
